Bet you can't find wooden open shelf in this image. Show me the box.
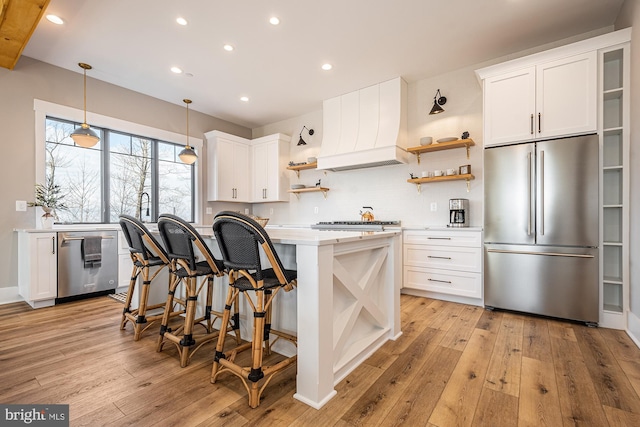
[287,162,317,177]
[288,186,329,199]
[407,173,475,193]
[407,138,475,164]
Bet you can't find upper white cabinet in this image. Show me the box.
[205,130,291,203]
[206,131,251,202]
[17,231,57,308]
[251,134,290,202]
[482,52,596,146]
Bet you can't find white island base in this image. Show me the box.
[262,228,402,409]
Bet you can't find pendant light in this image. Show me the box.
[71,63,100,148]
[178,99,197,164]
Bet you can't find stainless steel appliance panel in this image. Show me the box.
[57,231,118,298]
[484,143,535,245]
[536,135,599,247]
[484,244,599,323]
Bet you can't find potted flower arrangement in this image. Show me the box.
[28,179,67,228]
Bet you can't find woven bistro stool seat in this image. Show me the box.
[210,211,297,408]
[118,215,183,341]
[156,214,241,367]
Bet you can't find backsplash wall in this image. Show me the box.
[250,64,484,228]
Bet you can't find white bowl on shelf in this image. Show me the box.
[419,136,433,146]
[291,184,305,189]
[307,157,317,164]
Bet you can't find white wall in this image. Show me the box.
[251,65,484,228]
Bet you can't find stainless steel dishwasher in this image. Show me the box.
[57,230,118,301]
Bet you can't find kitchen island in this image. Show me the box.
[199,226,402,409]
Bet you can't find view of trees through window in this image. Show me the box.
[45,117,194,223]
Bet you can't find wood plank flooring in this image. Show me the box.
[1,294,640,426]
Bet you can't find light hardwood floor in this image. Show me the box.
[2,294,640,426]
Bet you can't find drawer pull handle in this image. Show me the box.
[428,256,451,260]
[427,237,451,240]
[428,278,452,284]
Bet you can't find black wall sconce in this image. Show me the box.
[297,126,314,146]
[429,89,447,115]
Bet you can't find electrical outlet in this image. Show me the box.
[205,207,212,215]
[430,202,437,212]
[269,208,274,215]
[314,206,319,214]
[16,200,27,211]
[244,208,250,215]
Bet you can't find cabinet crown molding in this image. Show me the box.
[475,28,631,82]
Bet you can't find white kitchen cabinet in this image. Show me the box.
[117,229,133,294]
[482,51,596,146]
[206,131,251,202]
[251,133,290,202]
[402,229,482,305]
[17,231,57,308]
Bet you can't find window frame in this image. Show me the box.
[34,99,202,224]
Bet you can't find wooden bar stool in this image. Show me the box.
[156,214,241,367]
[118,215,183,341]
[210,211,297,408]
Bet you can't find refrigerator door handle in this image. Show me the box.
[539,150,544,236]
[527,151,532,236]
[487,249,594,258]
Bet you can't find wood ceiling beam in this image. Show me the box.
[0,0,50,70]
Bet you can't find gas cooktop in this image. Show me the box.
[311,220,401,231]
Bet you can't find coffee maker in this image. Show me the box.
[449,199,469,227]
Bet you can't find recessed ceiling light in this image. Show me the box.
[223,44,234,52]
[171,66,183,74]
[269,16,280,25]
[176,17,188,26]
[240,96,249,102]
[46,14,64,25]
[322,63,333,71]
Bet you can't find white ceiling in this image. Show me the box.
[22,0,624,129]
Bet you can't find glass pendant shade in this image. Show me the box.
[179,146,197,164]
[71,123,100,147]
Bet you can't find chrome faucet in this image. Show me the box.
[139,192,150,220]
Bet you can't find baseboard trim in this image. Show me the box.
[0,286,22,305]
[627,310,640,350]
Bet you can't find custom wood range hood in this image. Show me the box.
[0,0,49,70]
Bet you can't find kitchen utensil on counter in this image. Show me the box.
[437,137,458,143]
[420,136,433,146]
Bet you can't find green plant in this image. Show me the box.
[28,179,67,211]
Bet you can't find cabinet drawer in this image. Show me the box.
[404,245,481,272]
[403,230,481,247]
[403,266,481,299]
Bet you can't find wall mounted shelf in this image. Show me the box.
[288,187,330,199]
[407,173,475,193]
[407,138,475,164]
[287,162,317,178]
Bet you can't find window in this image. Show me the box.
[44,117,195,223]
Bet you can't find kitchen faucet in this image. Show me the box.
[139,192,150,220]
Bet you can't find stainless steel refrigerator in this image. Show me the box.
[484,134,599,324]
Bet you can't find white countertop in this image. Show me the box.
[198,227,401,246]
